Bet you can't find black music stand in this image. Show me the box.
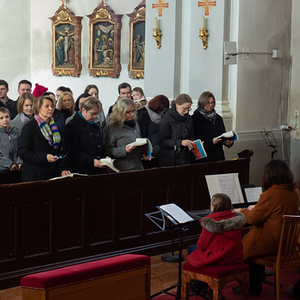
[145,204,196,299]
[261,129,278,160]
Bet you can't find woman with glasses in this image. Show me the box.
[18,96,70,182]
[192,91,233,163]
[103,98,144,172]
[158,93,194,167]
[65,96,106,175]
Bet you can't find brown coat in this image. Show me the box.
[241,184,299,261]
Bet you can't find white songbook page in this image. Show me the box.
[205,173,244,204]
[159,203,194,224]
[245,187,262,203]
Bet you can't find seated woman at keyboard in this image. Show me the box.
[233,159,299,296]
[187,193,246,296]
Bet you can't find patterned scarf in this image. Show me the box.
[20,112,32,125]
[34,115,61,149]
[199,108,217,125]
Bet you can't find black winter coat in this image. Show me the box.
[137,107,160,156]
[158,105,194,167]
[18,118,67,182]
[192,109,227,162]
[65,112,105,175]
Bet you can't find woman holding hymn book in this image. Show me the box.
[103,98,150,172]
[192,91,234,163]
[18,96,70,182]
[65,96,106,175]
[158,94,194,167]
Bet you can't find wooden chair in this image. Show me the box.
[181,262,249,300]
[250,215,300,300]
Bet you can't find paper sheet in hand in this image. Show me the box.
[159,203,194,224]
[205,173,244,204]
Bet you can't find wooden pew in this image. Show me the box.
[0,157,250,289]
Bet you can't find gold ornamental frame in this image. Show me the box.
[49,3,82,77]
[127,1,146,79]
[87,1,122,78]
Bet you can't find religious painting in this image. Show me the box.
[87,1,122,78]
[127,1,146,79]
[49,2,82,77]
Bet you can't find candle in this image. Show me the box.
[154,17,158,29]
[201,16,205,29]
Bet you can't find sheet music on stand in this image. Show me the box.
[145,203,195,231]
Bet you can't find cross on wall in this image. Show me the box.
[198,0,216,16]
[152,0,169,17]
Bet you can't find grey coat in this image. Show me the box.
[0,126,22,171]
[10,114,25,134]
[103,122,143,172]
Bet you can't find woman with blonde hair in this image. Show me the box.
[103,98,144,172]
[10,92,35,133]
[57,91,75,121]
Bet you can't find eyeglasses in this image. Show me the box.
[125,109,136,114]
[87,110,98,117]
[179,105,192,112]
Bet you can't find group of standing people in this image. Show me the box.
[0,79,235,181]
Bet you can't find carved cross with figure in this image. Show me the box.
[152,0,169,17]
[198,0,216,16]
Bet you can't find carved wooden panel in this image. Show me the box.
[53,197,83,252]
[86,192,114,246]
[87,1,122,78]
[19,200,50,258]
[49,3,82,77]
[0,204,15,261]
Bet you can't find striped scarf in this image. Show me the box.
[34,115,61,149]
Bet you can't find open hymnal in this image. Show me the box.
[127,138,153,157]
[215,131,239,141]
[191,139,207,160]
[50,173,88,180]
[100,158,119,173]
[158,203,194,224]
[205,173,244,204]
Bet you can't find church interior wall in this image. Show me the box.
[289,0,300,182]
[224,0,293,185]
[1,0,299,186]
[0,0,32,95]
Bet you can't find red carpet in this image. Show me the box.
[153,267,299,299]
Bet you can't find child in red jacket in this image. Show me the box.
[187,193,246,295]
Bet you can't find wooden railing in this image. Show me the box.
[0,158,250,289]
